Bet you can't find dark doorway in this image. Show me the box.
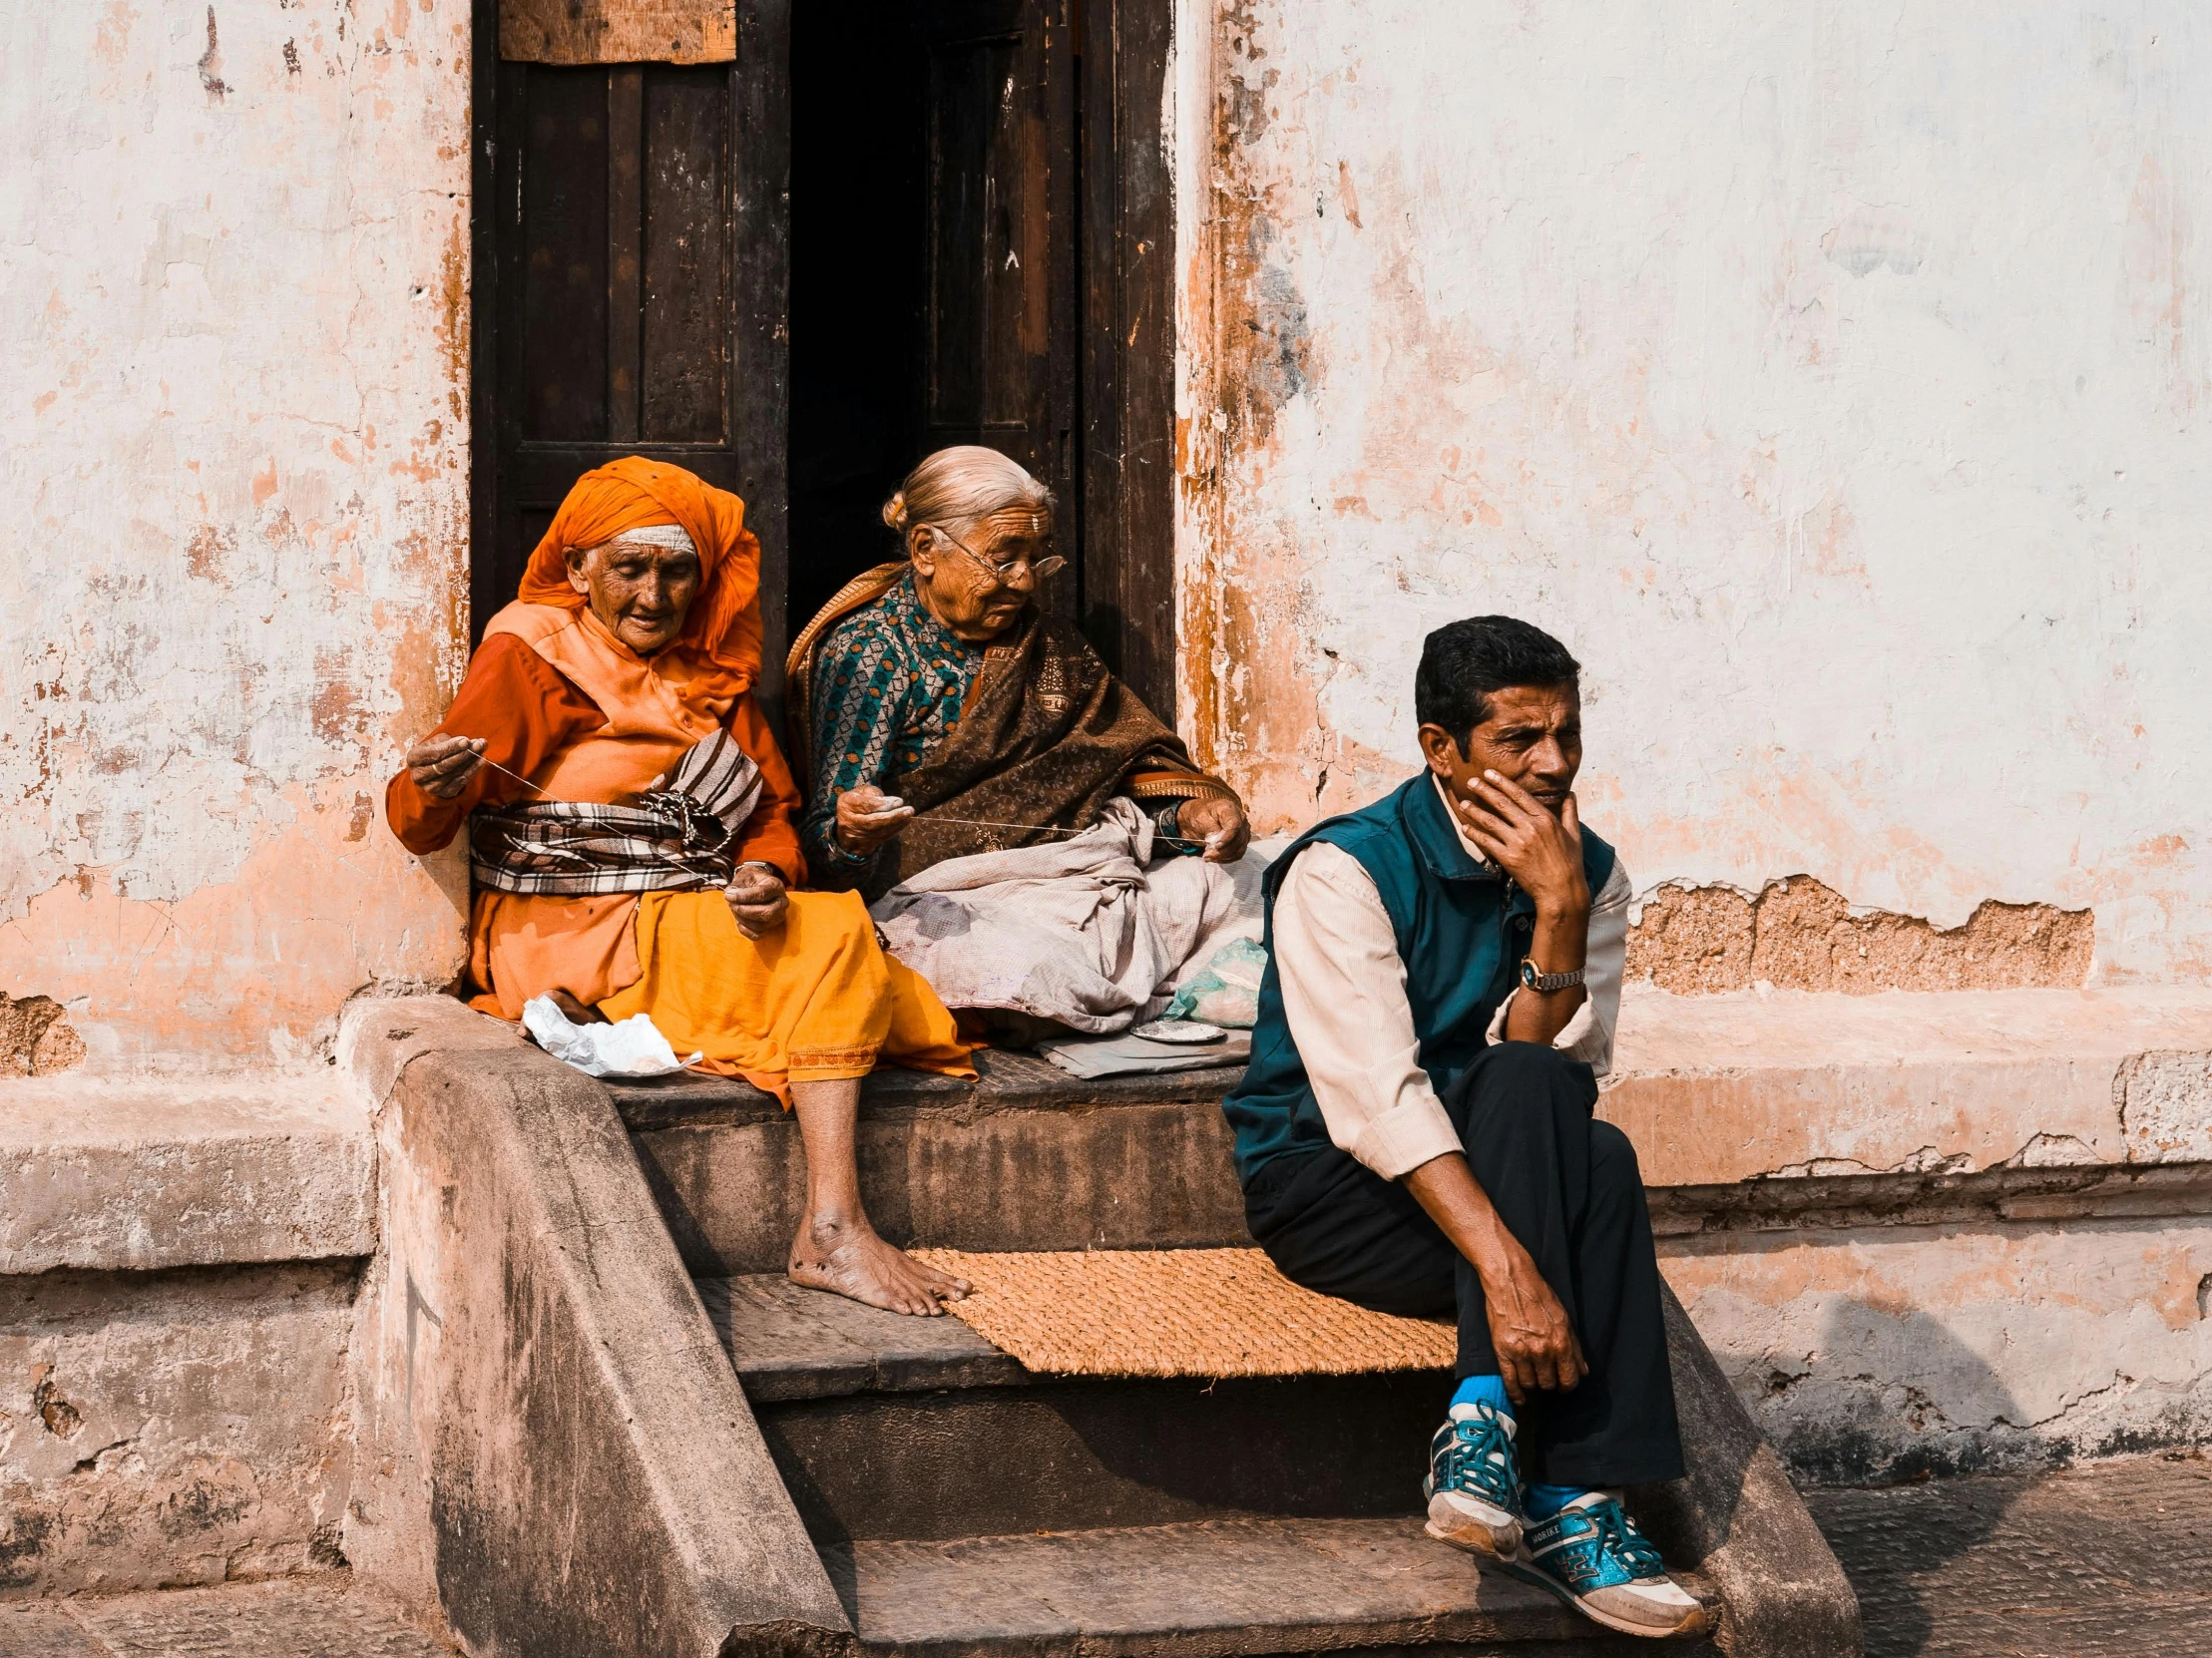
[472,0,1173,718]
[785,3,928,635]
[788,0,1080,638]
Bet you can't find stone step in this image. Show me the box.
[0,1076,377,1597]
[625,1051,1248,1273]
[698,1273,1446,1541]
[0,1572,457,1657]
[616,986,2212,1271]
[696,1262,1856,1655]
[825,1516,1711,1657]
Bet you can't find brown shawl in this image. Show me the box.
[786,564,1235,891]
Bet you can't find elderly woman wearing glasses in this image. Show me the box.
[789,447,1250,1038]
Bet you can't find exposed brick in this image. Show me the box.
[1628,877,2092,996]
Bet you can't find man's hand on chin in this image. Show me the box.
[724,863,790,940]
[1454,772,1589,917]
[1450,770,1591,1047]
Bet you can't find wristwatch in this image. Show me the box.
[1520,958,1585,993]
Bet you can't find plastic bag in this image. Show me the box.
[521,996,700,1078]
[1161,937,1269,1029]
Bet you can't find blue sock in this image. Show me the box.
[1525,1482,1595,1521]
[1450,1374,1514,1418]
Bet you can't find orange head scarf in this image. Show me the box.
[519,457,763,698]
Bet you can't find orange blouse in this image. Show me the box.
[385,607,806,1017]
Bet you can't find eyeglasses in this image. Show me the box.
[927,525,1068,587]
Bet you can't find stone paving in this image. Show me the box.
[0,1455,2206,1656]
[1806,1451,2212,1658]
[0,1576,456,1658]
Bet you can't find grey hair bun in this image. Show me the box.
[881,490,911,532]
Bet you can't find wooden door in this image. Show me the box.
[470,1,793,689]
[914,0,1177,713]
[918,0,1080,622]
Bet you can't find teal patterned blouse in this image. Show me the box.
[800,571,1186,874]
[802,573,987,871]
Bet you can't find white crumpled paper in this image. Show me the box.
[521,996,700,1078]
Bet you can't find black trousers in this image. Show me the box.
[1242,1041,1683,1487]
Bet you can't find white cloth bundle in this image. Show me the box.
[869,798,1242,1034]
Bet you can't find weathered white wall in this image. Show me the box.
[0,0,472,1068]
[1666,1218,2212,1483]
[1178,1,2212,982]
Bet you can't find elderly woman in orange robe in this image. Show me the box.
[385,458,972,1317]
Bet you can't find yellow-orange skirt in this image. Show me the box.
[598,889,973,1102]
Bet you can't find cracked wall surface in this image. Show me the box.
[1664,1218,2212,1485]
[0,1263,358,1594]
[1174,2,2212,983]
[0,1,472,1069]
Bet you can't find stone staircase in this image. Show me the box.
[30,984,2209,1652]
[344,994,2031,1655]
[694,1271,1705,1656]
[616,1050,1856,1658]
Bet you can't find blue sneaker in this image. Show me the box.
[1507,1491,1710,1639]
[1422,1402,1523,1560]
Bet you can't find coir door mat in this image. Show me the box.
[909,1247,1455,1378]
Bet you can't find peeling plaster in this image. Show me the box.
[1175,1,2212,983]
[1629,876,2092,994]
[2118,1050,2212,1162]
[0,1263,357,1593]
[0,0,473,1068]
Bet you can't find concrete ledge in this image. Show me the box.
[0,1077,375,1275]
[1605,985,2212,1188]
[1650,1158,2212,1236]
[338,996,850,1658]
[1635,1283,1863,1658]
[633,1086,1246,1275]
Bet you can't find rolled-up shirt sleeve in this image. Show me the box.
[1272,843,1465,1180]
[1483,857,1631,1076]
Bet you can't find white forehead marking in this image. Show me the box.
[593,525,695,555]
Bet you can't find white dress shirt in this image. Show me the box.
[1270,777,1631,1180]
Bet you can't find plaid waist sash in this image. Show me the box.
[469,728,764,897]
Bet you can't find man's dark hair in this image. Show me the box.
[1415,616,1580,748]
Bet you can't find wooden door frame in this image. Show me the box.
[468,0,1172,722]
[1076,0,1178,725]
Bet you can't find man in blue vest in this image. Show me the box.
[1223,616,1705,1640]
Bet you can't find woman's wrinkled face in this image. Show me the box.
[908,507,1053,642]
[566,540,700,655]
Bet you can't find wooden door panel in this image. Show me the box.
[516,67,612,443]
[505,64,732,451]
[642,69,732,443]
[919,0,1076,615]
[925,30,1026,433]
[474,1,791,691]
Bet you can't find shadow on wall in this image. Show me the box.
[1778,1303,2027,1658]
[1771,1303,2042,1488]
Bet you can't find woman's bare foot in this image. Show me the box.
[787,1215,972,1317]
